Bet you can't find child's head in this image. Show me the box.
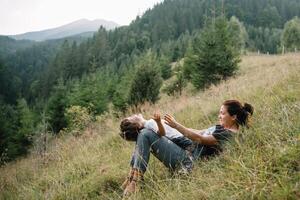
[120,114,145,141]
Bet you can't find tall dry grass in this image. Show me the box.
[0,53,299,200]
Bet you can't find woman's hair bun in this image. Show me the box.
[243,103,254,116]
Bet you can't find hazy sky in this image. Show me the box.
[0,0,164,35]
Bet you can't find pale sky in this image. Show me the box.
[0,0,164,35]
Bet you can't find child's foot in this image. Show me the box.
[123,180,137,197]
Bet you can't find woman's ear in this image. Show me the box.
[231,115,237,122]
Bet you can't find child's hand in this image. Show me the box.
[153,112,161,123]
[152,111,166,136]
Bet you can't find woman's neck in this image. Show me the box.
[224,123,239,133]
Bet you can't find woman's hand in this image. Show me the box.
[164,114,178,129]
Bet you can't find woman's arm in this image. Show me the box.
[187,128,206,134]
[153,113,166,137]
[164,114,217,145]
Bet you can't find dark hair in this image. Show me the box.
[223,100,254,128]
[119,118,141,141]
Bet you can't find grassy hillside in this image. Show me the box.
[0,54,299,199]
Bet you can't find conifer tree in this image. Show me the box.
[281,17,300,52]
[128,52,163,106]
[228,16,248,53]
[17,98,35,139]
[184,17,240,89]
[159,55,172,80]
[162,64,186,96]
[46,78,67,133]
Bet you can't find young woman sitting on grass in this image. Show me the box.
[119,100,254,195]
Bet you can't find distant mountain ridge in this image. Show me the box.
[8,19,119,41]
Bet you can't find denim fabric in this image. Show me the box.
[130,128,193,173]
[170,136,193,150]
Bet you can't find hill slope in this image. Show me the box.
[9,19,119,41]
[0,36,35,57]
[0,54,299,199]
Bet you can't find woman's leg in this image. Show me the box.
[132,128,192,173]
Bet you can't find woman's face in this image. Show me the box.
[218,105,236,128]
[126,114,144,128]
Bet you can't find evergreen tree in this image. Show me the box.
[65,41,78,79]
[163,63,186,96]
[128,52,163,106]
[281,17,300,52]
[17,98,35,140]
[14,98,35,155]
[58,40,71,79]
[0,59,21,104]
[89,27,111,69]
[112,90,128,113]
[0,100,18,162]
[172,45,181,62]
[258,6,282,28]
[67,71,111,115]
[159,55,172,80]
[184,17,240,89]
[246,25,282,54]
[228,16,248,53]
[46,79,68,133]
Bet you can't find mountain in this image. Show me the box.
[0,30,94,58]
[9,19,119,41]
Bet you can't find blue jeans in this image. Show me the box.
[130,128,193,173]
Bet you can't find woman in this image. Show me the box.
[120,100,254,195]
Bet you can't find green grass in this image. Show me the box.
[0,54,299,200]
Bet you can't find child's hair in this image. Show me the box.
[119,118,141,141]
[223,100,254,128]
